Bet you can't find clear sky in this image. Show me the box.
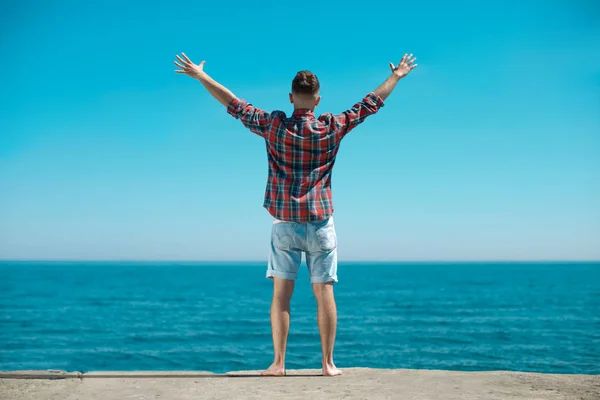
[1,0,598,261]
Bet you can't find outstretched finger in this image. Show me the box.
[400,53,408,64]
[175,55,188,66]
[175,70,187,74]
[389,62,395,71]
[410,63,418,69]
[174,61,185,69]
[181,52,193,64]
[408,57,417,65]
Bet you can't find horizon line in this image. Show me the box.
[1,259,599,264]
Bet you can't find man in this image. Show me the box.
[174,53,417,376]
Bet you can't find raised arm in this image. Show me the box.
[326,53,418,138]
[174,53,273,138]
[373,53,418,101]
[174,53,235,107]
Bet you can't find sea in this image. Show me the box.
[0,261,598,374]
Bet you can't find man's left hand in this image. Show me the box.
[174,53,206,80]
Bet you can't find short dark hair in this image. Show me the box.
[292,70,320,96]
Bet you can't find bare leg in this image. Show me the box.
[312,282,342,376]
[262,277,295,376]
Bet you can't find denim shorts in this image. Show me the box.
[267,217,338,283]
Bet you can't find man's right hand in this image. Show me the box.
[389,54,418,79]
[372,53,418,101]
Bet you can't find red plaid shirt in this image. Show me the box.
[227,92,385,222]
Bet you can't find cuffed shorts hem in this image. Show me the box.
[310,275,338,284]
[266,270,297,281]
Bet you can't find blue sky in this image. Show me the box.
[1,0,598,261]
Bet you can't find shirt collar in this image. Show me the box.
[292,108,315,118]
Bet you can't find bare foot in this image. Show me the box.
[261,362,286,376]
[322,362,342,376]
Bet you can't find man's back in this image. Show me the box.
[227,93,384,221]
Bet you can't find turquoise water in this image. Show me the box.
[1,261,598,374]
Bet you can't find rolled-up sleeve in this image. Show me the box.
[227,98,272,138]
[328,92,385,139]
